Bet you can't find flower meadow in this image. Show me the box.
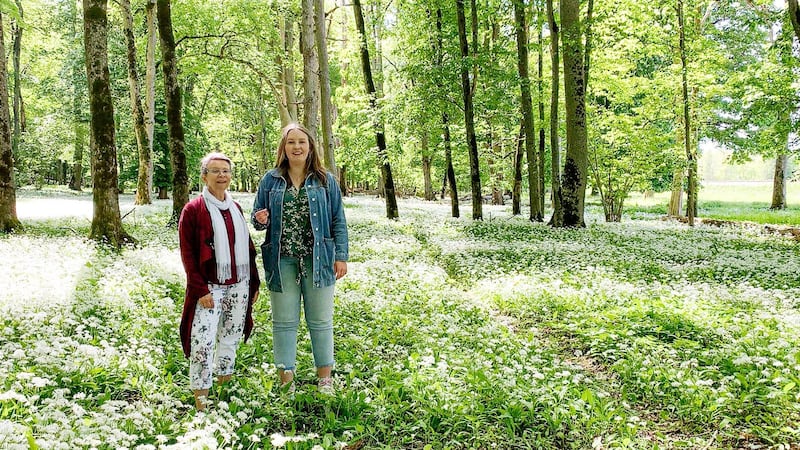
[1,191,799,449]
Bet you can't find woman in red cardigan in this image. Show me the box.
[178,152,260,411]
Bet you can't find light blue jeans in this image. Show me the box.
[270,256,335,371]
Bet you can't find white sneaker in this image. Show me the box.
[318,377,334,395]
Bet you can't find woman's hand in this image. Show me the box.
[199,293,214,309]
[334,261,348,280]
[254,208,270,225]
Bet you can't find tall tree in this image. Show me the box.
[157,0,189,224]
[11,0,23,156]
[536,1,546,216]
[436,7,459,218]
[514,0,543,221]
[677,0,696,226]
[144,0,157,200]
[546,0,562,225]
[0,11,20,232]
[84,0,131,245]
[558,0,588,227]
[119,0,153,205]
[353,0,398,219]
[456,0,482,220]
[315,0,337,175]
[301,0,320,137]
[278,12,298,126]
[69,0,87,191]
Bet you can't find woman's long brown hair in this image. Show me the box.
[275,123,327,186]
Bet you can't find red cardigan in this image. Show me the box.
[178,196,260,358]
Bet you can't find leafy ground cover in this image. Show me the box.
[1,189,799,449]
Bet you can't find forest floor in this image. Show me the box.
[1,187,799,449]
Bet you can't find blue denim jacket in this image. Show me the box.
[252,169,349,292]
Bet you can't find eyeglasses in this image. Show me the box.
[205,169,231,176]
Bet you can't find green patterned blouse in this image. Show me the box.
[280,184,314,258]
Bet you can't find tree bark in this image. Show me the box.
[558,0,588,227]
[353,0,398,219]
[514,0,542,221]
[547,0,563,225]
[69,0,86,191]
[119,0,153,205]
[84,0,131,245]
[771,151,788,210]
[668,168,683,216]
[421,131,434,200]
[278,14,298,126]
[678,0,696,226]
[436,9,459,217]
[512,121,524,215]
[0,14,20,232]
[789,0,800,43]
[157,0,189,225]
[457,0,482,220]
[11,1,23,157]
[537,4,546,215]
[301,0,320,138]
[144,0,156,199]
[315,0,337,175]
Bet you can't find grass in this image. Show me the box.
[1,184,799,449]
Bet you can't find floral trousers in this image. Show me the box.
[189,280,250,390]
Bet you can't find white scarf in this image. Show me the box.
[202,186,250,282]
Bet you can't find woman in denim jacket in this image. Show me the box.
[252,123,348,393]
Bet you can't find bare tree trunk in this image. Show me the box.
[0,14,20,232]
[278,14,298,126]
[514,0,542,221]
[315,0,337,175]
[537,5,546,215]
[353,0,398,219]
[678,0,696,226]
[789,0,800,42]
[119,0,152,205]
[84,0,131,245]
[558,0,588,227]
[457,0,482,220]
[421,131,434,200]
[11,1,23,157]
[771,151,788,210]
[547,0,563,225]
[301,0,320,138]
[436,9,459,217]
[69,0,86,191]
[157,0,189,224]
[144,0,156,199]
[512,121,524,215]
[668,168,683,216]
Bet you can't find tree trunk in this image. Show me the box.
[84,0,131,245]
[435,9,458,217]
[119,0,153,206]
[514,0,542,221]
[512,121,524,215]
[0,14,20,232]
[69,0,85,191]
[144,0,156,200]
[301,0,320,138]
[546,0,563,226]
[353,0,398,219]
[456,0,482,220]
[537,5,546,215]
[789,0,800,42]
[315,0,337,175]
[558,0,588,227]
[157,0,189,225]
[278,14,298,126]
[668,168,683,216]
[11,1,23,157]
[677,0,696,226]
[771,151,788,210]
[422,132,434,200]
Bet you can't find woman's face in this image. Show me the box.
[284,128,311,167]
[202,159,232,193]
